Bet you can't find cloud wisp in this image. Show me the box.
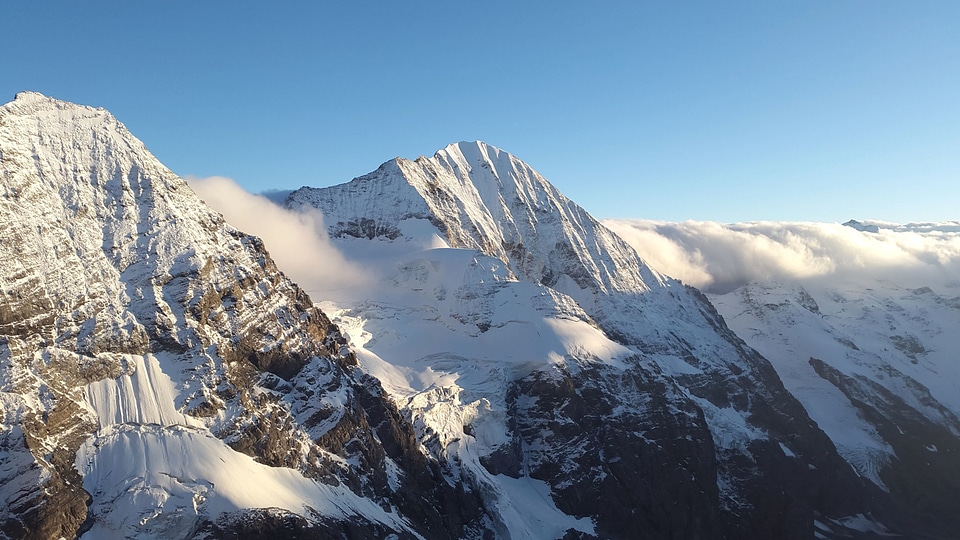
[186,176,374,303]
[604,219,960,294]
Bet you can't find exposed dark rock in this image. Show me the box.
[505,363,721,540]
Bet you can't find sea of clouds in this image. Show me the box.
[603,219,960,294]
[184,177,959,299]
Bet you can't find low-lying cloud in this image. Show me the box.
[179,178,959,300]
[604,219,960,294]
[187,176,373,302]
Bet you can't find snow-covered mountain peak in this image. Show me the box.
[7,91,79,110]
[0,91,238,336]
[428,140,554,197]
[11,90,50,104]
[427,140,578,222]
[292,141,665,298]
[842,219,881,233]
[3,91,120,132]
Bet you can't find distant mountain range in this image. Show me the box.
[1,92,957,539]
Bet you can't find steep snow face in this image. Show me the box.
[419,142,665,293]
[77,356,371,538]
[286,142,899,538]
[711,279,960,504]
[0,93,448,540]
[83,353,204,429]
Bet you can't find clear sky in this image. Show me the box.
[3,1,958,222]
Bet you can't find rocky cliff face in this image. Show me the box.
[286,142,932,538]
[0,93,479,539]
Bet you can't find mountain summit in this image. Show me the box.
[291,141,664,290]
[289,141,673,344]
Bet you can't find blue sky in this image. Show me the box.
[3,1,958,222]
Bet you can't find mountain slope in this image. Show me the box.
[710,276,960,531]
[286,141,924,538]
[0,93,478,539]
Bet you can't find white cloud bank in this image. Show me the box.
[179,177,959,299]
[603,219,960,294]
[186,176,373,302]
